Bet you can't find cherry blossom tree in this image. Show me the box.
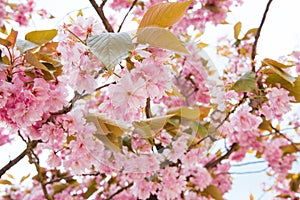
[0,0,300,199]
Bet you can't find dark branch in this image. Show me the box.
[145,97,152,118]
[0,140,40,178]
[117,0,138,32]
[89,0,114,32]
[107,182,134,200]
[204,143,238,169]
[251,0,273,71]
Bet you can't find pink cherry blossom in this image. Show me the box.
[261,87,295,121]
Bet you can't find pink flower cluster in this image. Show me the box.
[57,17,104,93]
[261,87,295,121]
[0,69,67,140]
[101,57,172,121]
[0,0,35,26]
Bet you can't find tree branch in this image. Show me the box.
[251,0,273,71]
[117,0,138,32]
[204,143,238,169]
[89,0,114,32]
[145,97,152,118]
[0,140,40,178]
[107,182,134,200]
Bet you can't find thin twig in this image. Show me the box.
[271,124,300,152]
[0,139,40,178]
[29,150,52,200]
[204,143,238,169]
[117,0,138,32]
[46,172,101,185]
[89,0,114,32]
[251,0,273,71]
[107,182,134,200]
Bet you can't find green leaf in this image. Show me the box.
[53,183,68,195]
[25,29,57,45]
[138,0,192,30]
[234,21,242,39]
[203,185,224,200]
[86,32,134,71]
[167,106,200,120]
[233,71,256,92]
[133,115,174,138]
[137,26,189,54]
[191,121,209,137]
[16,39,38,53]
[263,58,296,85]
[83,179,98,199]
[266,74,300,102]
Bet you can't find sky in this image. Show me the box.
[1,0,300,199]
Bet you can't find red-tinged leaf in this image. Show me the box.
[25,51,49,71]
[0,38,12,47]
[138,0,192,30]
[6,29,18,48]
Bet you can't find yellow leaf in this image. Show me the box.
[165,85,185,100]
[263,59,296,85]
[241,28,258,40]
[263,58,294,69]
[203,185,224,200]
[138,0,192,30]
[25,29,57,45]
[234,21,242,39]
[0,179,12,185]
[167,106,200,120]
[6,174,14,179]
[20,173,30,183]
[137,26,189,54]
[197,42,208,48]
[266,74,300,102]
